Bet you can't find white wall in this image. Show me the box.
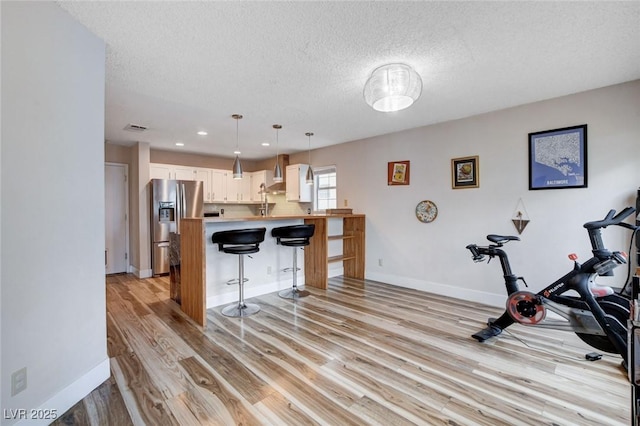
[1,2,109,423]
[309,81,640,306]
[130,142,153,278]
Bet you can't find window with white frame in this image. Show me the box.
[313,166,337,210]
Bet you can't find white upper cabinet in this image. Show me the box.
[149,163,196,181]
[240,174,251,201]
[194,168,211,202]
[210,169,227,202]
[225,172,251,202]
[250,170,274,201]
[173,166,196,181]
[286,164,312,202]
[150,164,173,180]
[150,163,275,204]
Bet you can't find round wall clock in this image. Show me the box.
[415,200,438,223]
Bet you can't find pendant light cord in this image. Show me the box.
[273,124,282,168]
[232,114,243,154]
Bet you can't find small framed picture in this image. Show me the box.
[528,124,587,190]
[451,156,479,189]
[388,161,410,185]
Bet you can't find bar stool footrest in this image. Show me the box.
[226,278,249,285]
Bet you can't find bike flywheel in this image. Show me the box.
[506,291,546,325]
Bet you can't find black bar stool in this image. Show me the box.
[211,227,266,317]
[271,224,315,299]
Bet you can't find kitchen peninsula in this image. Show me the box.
[178,214,365,326]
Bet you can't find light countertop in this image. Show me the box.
[196,213,365,223]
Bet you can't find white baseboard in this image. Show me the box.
[206,266,347,308]
[328,267,344,278]
[129,265,152,278]
[206,275,305,308]
[207,281,283,308]
[17,358,110,426]
[365,271,506,308]
[206,267,345,309]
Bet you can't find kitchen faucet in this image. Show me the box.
[259,183,268,216]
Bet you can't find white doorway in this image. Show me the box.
[105,163,129,274]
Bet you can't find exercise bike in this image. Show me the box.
[466,207,638,365]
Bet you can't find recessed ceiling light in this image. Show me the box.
[261,142,270,146]
[175,142,184,146]
[233,150,241,155]
[197,131,208,136]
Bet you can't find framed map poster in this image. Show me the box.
[528,124,587,190]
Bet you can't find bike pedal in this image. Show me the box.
[472,325,503,342]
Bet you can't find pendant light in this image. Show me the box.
[232,114,243,179]
[305,132,314,185]
[273,124,283,182]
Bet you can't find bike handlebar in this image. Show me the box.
[465,244,485,261]
[583,207,636,230]
[583,207,637,254]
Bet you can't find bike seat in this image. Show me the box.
[487,234,520,245]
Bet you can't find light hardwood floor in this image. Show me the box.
[54,274,630,425]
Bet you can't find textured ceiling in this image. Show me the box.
[56,1,640,160]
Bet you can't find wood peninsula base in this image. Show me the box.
[303,215,365,289]
[178,214,365,326]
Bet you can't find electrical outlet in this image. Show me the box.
[267,266,272,275]
[344,199,348,207]
[378,258,383,267]
[11,367,27,396]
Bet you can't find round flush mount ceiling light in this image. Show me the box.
[363,63,422,112]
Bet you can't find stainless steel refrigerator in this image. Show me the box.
[151,179,204,276]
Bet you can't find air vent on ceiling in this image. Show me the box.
[123,123,148,132]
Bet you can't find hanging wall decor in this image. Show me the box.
[511,198,530,234]
[528,124,587,190]
[388,161,410,185]
[451,156,479,189]
[415,200,438,223]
